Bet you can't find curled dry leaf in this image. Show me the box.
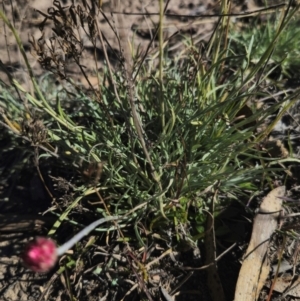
[266,273,300,298]
[234,186,285,301]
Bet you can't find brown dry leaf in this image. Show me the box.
[264,139,289,158]
[234,186,285,301]
[266,274,300,298]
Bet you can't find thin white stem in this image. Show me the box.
[57,216,120,256]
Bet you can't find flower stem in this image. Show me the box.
[56,216,120,256]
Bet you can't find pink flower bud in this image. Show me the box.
[21,237,58,273]
[21,216,120,273]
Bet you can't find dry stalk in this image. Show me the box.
[111,0,165,214]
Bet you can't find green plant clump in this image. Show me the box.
[0,1,300,298]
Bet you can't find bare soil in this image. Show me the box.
[0,0,267,87]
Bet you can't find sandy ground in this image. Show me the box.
[0,0,267,88]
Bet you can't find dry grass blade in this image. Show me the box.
[0,214,55,233]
